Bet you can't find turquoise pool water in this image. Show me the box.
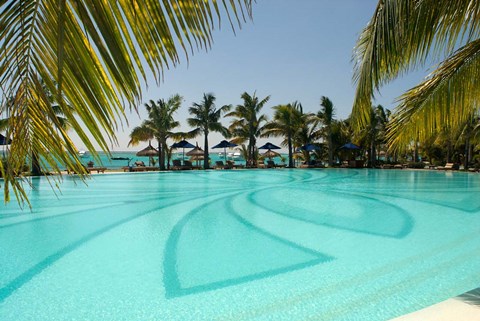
[0,169,479,320]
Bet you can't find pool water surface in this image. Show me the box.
[0,169,479,320]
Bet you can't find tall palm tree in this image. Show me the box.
[1,1,252,203]
[294,113,321,164]
[128,95,183,170]
[226,92,269,167]
[317,96,335,166]
[358,105,389,167]
[187,93,231,169]
[353,0,480,153]
[264,102,305,168]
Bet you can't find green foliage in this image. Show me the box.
[264,102,305,168]
[187,93,231,169]
[129,95,183,170]
[1,0,252,203]
[353,0,480,158]
[227,92,269,167]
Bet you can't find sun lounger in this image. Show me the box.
[300,160,323,168]
[226,160,244,169]
[266,160,285,168]
[214,160,232,169]
[437,163,458,170]
[87,167,107,173]
[131,166,147,172]
[182,160,196,170]
[444,163,455,170]
[172,159,182,170]
[257,161,266,169]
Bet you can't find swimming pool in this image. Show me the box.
[1,169,479,320]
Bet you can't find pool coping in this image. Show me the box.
[391,291,480,321]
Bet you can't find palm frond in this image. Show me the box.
[1,0,252,203]
[458,288,480,307]
[352,0,480,128]
[387,38,480,151]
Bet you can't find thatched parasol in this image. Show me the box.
[262,149,281,160]
[136,143,158,166]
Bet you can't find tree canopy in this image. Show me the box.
[352,0,480,152]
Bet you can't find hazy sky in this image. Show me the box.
[74,0,428,152]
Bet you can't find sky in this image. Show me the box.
[74,0,429,152]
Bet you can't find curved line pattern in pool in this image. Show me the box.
[0,169,479,321]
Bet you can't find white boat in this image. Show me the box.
[227,152,242,159]
[78,150,88,158]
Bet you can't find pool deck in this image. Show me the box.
[392,297,480,321]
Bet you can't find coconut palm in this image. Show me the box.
[226,92,269,167]
[263,102,305,168]
[352,0,480,152]
[1,1,252,202]
[317,96,335,166]
[294,113,321,164]
[357,105,390,167]
[1,88,71,178]
[187,93,231,169]
[128,95,183,170]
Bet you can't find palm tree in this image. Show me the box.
[459,114,480,167]
[294,113,321,164]
[264,102,305,168]
[128,95,183,170]
[1,88,70,177]
[187,93,231,169]
[359,105,390,167]
[226,92,269,167]
[1,1,252,202]
[317,96,335,166]
[353,1,480,153]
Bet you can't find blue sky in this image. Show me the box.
[81,0,429,152]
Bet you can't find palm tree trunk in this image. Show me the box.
[414,140,419,162]
[327,131,333,167]
[31,151,42,176]
[371,141,377,167]
[249,136,256,167]
[287,135,293,168]
[446,139,452,163]
[158,139,165,170]
[203,131,209,169]
[464,135,470,169]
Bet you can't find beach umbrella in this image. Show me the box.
[189,154,205,167]
[262,149,281,160]
[301,143,320,151]
[171,139,195,161]
[340,142,361,163]
[212,140,237,162]
[258,142,281,150]
[136,143,158,166]
[340,142,361,150]
[0,133,12,145]
[300,143,321,163]
[186,143,205,166]
[258,142,282,162]
[186,143,204,157]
